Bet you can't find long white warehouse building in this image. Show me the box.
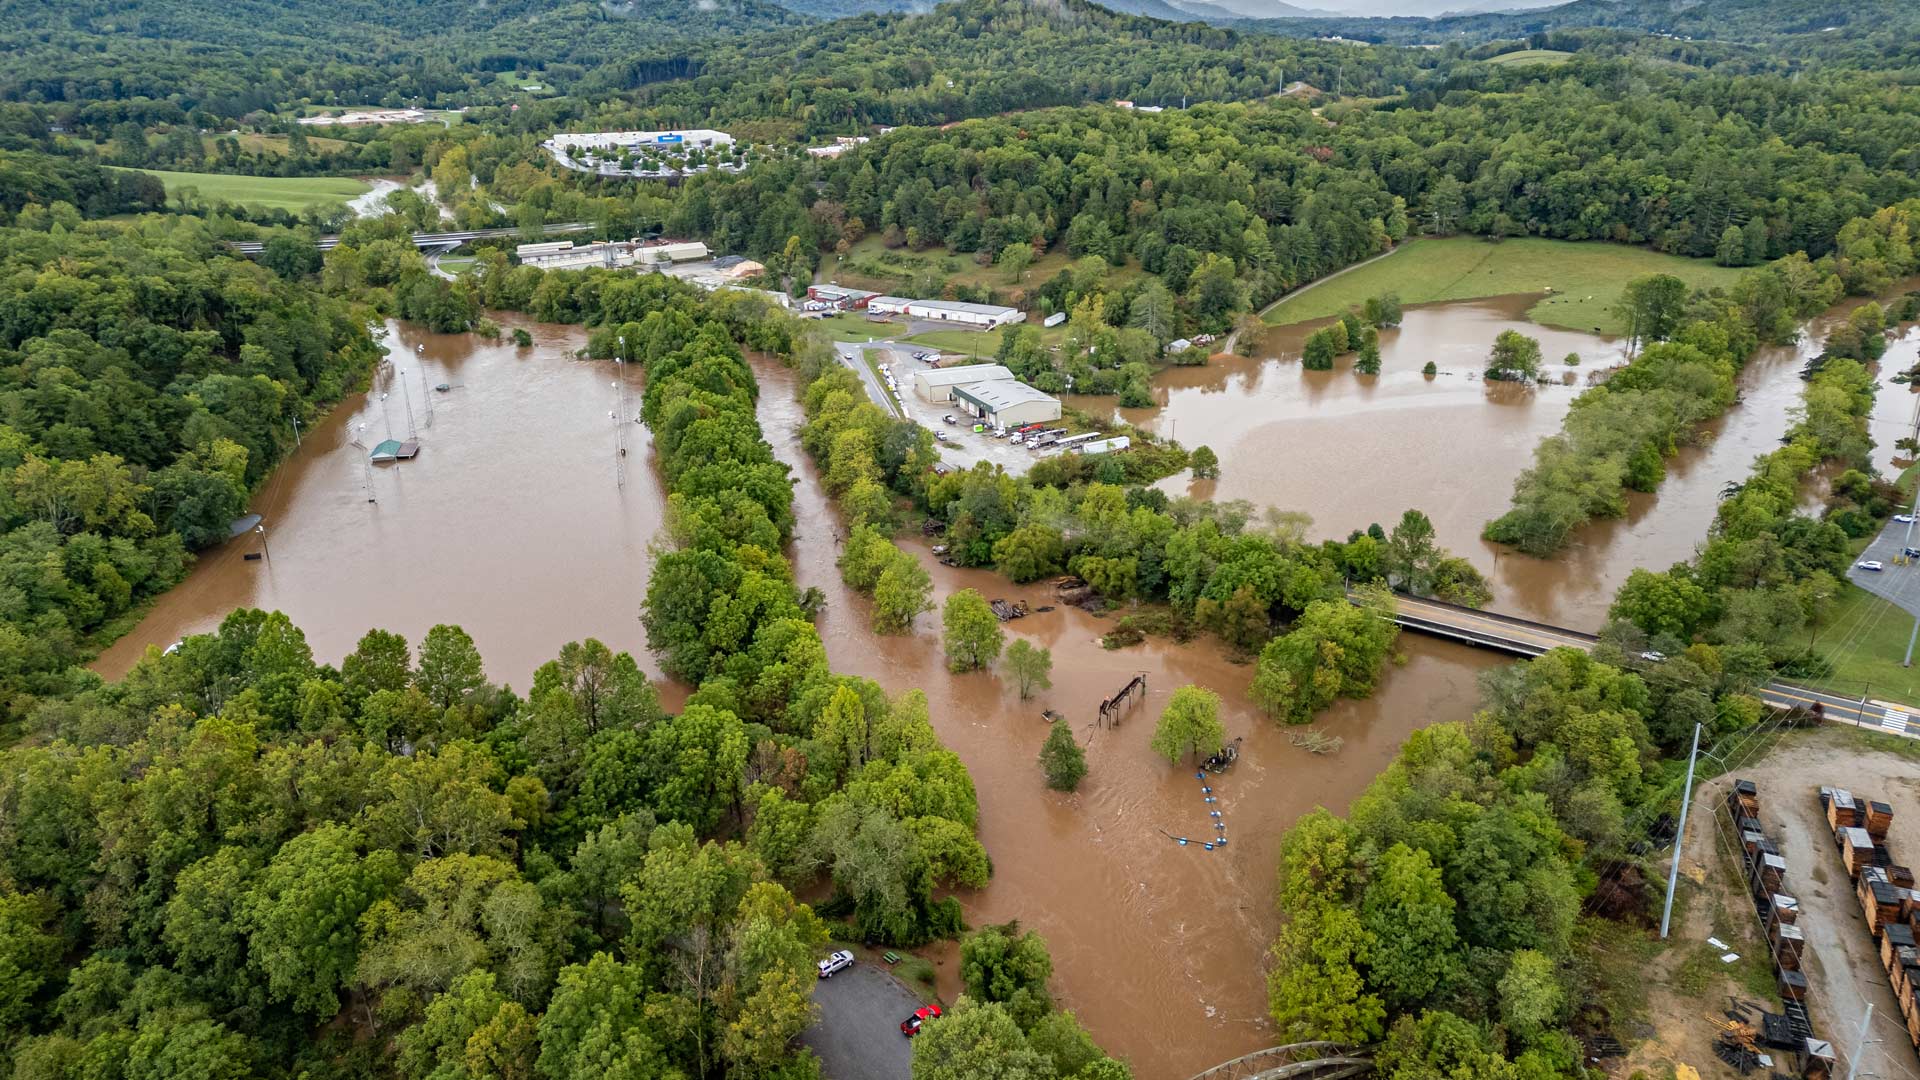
[869,297,1026,329]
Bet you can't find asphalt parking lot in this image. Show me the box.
[800,963,923,1080]
[838,345,1043,475]
[1846,519,1920,618]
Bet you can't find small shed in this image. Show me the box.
[370,439,421,463]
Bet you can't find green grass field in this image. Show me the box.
[1261,236,1747,336]
[1486,49,1573,66]
[113,168,370,211]
[1811,584,1920,704]
[904,328,1005,355]
[805,312,897,343]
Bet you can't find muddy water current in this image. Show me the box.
[749,358,1505,1078]
[1089,292,1920,632]
[95,316,670,684]
[91,291,1917,1078]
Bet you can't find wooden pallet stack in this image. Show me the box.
[1818,786,1919,1054]
[1726,779,1823,1065]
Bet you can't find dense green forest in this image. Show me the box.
[0,271,1128,1080]
[0,198,379,724]
[1250,0,1920,60]
[5,0,1920,1076]
[0,0,805,111]
[639,63,1920,341]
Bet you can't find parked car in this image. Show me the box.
[933,430,949,442]
[816,950,854,979]
[901,1005,943,1037]
[1897,514,1915,523]
[1904,547,1920,558]
[1639,650,1667,663]
[1858,560,1886,572]
[942,414,957,425]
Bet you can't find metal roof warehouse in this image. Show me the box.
[951,379,1062,427]
[916,364,1014,387]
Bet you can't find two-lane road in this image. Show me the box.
[1366,592,1920,741]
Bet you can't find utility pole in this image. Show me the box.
[1659,722,1703,939]
[397,368,418,440]
[420,366,434,427]
[613,336,628,489]
[255,523,271,562]
[1843,1004,1874,1080]
[1901,478,1920,666]
[290,416,301,449]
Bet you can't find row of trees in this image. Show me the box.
[626,284,994,954]
[1607,349,1880,673]
[1303,295,1403,374]
[1484,249,1856,554]
[1491,199,1920,557]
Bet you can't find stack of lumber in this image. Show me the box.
[1726,780,1817,1042]
[1818,786,1919,1053]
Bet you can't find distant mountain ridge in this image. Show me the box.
[1238,0,1920,43]
[776,0,1332,21]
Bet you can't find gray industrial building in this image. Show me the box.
[912,364,1016,402]
[952,379,1062,428]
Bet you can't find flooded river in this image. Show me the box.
[1094,292,1920,633]
[748,358,1505,1077]
[95,317,669,684]
[93,292,1916,1078]
[97,313,1504,1078]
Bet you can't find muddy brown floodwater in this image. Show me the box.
[1089,291,1920,633]
[99,295,1905,1078]
[95,316,673,686]
[750,357,1505,1079]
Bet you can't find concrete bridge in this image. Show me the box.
[226,221,594,256]
[1361,590,1920,735]
[1186,1043,1372,1080]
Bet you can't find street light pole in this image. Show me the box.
[1899,478,1920,666]
[1659,722,1703,939]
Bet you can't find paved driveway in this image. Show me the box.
[1846,521,1920,618]
[834,341,905,419]
[801,963,921,1080]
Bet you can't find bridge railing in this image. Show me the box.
[1377,589,1600,642]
